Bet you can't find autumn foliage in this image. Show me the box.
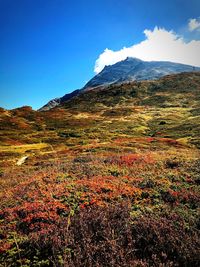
[0,73,200,266]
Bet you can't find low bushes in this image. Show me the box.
[1,203,199,266]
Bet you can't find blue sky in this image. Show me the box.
[0,0,200,110]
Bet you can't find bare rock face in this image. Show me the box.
[83,57,199,88]
[39,98,61,111]
[39,90,80,111]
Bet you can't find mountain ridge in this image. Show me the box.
[40,57,200,111]
[84,57,199,88]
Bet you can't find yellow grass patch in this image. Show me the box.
[0,143,48,153]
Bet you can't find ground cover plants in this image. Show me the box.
[0,72,200,266]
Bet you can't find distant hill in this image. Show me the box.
[62,72,200,111]
[40,57,200,110]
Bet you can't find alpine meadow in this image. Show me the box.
[0,1,200,266]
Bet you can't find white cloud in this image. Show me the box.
[188,18,200,31]
[94,27,200,73]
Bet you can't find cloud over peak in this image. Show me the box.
[94,27,200,74]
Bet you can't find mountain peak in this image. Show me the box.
[84,58,199,89]
[124,56,142,62]
[40,58,200,110]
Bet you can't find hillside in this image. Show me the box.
[40,57,200,111]
[0,72,200,266]
[1,72,200,156]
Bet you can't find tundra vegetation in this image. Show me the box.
[0,72,200,266]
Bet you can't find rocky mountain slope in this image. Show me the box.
[40,57,200,110]
[84,57,198,88]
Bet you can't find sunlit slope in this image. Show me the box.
[62,72,200,147]
[0,72,200,167]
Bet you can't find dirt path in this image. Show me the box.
[16,156,28,166]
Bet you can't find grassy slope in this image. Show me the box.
[0,72,200,266]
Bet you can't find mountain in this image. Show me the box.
[84,57,199,88]
[40,57,200,110]
[1,72,200,148]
